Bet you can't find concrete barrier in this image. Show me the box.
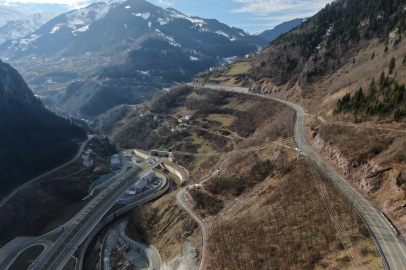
[118,222,162,270]
[133,149,189,183]
[77,178,169,270]
[133,150,150,160]
[161,162,189,183]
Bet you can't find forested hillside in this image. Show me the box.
[0,60,87,197]
[250,0,406,87]
[255,18,305,41]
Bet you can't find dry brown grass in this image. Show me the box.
[206,158,383,270]
[126,192,201,262]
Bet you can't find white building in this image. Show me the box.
[110,154,121,170]
[143,172,156,184]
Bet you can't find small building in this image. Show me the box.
[93,166,102,172]
[143,172,156,184]
[245,54,252,59]
[134,179,147,193]
[83,158,93,168]
[110,158,121,170]
[82,154,89,159]
[111,154,120,159]
[154,115,163,122]
[110,154,121,169]
[85,149,93,155]
[185,114,193,120]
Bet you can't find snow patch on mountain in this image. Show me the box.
[72,25,90,33]
[134,12,150,19]
[215,30,229,38]
[0,5,36,27]
[0,11,60,44]
[155,29,181,47]
[165,8,205,25]
[251,29,266,35]
[137,70,150,75]
[18,34,41,51]
[65,0,125,29]
[50,25,60,34]
[190,56,198,61]
[125,6,131,9]
[157,17,168,25]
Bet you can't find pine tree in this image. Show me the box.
[389,57,396,74]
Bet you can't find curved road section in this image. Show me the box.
[189,83,406,270]
[176,188,206,270]
[0,136,92,209]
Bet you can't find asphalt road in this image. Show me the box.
[0,155,157,270]
[30,157,166,270]
[0,136,92,210]
[191,83,406,270]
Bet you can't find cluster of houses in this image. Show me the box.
[82,149,94,168]
[170,114,193,133]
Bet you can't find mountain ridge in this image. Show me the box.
[254,18,306,41]
[0,11,60,44]
[1,0,267,119]
[0,59,87,197]
[0,5,36,27]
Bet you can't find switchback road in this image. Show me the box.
[190,83,406,270]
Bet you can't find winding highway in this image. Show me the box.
[0,154,165,270]
[189,83,406,270]
[29,157,165,270]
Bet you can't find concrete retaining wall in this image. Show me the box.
[133,150,150,160]
[161,163,189,183]
[77,179,169,270]
[133,149,189,183]
[118,222,162,270]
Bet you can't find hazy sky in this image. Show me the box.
[0,0,334,33]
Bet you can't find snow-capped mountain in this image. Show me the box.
[0,5,36,27]
[0,0,266,60]
[0,0,268,119]
[0,12,60,44]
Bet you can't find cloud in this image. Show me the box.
[230,0,333,15]
[157,0,173,6]
[0,0,93,10]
